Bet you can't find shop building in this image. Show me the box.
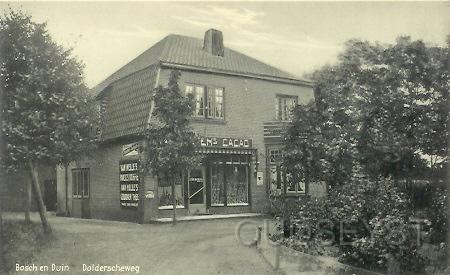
[56,29,325,222]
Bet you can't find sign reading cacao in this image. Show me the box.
[119,160,140,208]
[200,137,252,148]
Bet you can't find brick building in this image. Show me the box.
[56,29,325,222]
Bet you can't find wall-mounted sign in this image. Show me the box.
[200,137,252,148]
[119,159,140,208]
[145,190,154,199]
[122,142,140,157]
[256,172,264,186]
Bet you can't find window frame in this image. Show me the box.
[72,168,90,198]
[185,83,225,120]
[268,148,307,196]
[275,94,298,121]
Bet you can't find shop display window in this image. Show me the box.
[209,155,249,206]
[158,175,184,209]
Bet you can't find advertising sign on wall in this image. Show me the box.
[200,137,252,148]
[119,159,140,208]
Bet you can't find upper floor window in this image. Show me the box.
[275,95,297,121]
[185,84,224,119]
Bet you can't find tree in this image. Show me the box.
[0,9,96,233]
[143,70,201,224]
[286,37,448,185]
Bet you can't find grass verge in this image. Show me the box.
[1,220,54,273]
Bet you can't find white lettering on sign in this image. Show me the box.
[119,162,138,172]
[119,173,139,182]
[200,137,251,148]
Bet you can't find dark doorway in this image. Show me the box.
[43,179,57,211]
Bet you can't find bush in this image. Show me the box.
[428,185,448,244]
[270,176,428,273]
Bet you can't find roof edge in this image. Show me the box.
[160,62,314,87]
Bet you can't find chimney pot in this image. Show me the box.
[203,29,224,57]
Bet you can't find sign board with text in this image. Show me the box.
[200,137,252,148]
[119,159,140,208]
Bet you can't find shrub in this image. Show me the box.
[428,185,448,244]
[270,176,428,273]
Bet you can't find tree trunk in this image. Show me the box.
[24,179,31,223]
[28,161,51,234]
[171,175,177,226]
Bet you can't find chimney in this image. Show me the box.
[203,29,224,57]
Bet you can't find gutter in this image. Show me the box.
[159,62,314,87]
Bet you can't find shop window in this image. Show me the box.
[185,84,224,120]
[72,168,89,198]
[210,166,225,206]
[275,95,297,121]
[226,165,248,205]
[158,175,185,209]
[210,155,249,206]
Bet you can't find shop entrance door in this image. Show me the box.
[188,168,206,214]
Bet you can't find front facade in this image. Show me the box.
[56,29,325,222]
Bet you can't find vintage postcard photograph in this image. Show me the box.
[0,1,449,274]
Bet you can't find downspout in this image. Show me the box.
[138,65,160,224]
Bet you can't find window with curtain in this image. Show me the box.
[275,95,298,121]
[186,84,224,119]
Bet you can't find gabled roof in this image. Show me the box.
[92,34,311,96]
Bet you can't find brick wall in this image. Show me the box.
[57,141,141,222]
[158,68,314,213]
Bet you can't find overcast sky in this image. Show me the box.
[2,1,449,88]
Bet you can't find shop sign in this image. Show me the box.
[200,137,252,148]
[122,142,140,157]
[119,159,140,208]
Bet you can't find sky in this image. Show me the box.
[1,1,449,88]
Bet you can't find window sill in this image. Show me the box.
[189,117,226,125]
[227,203,249,206]
[285,192,307,197]
[73,196,89,199]
[158,205,185,210]
[211,203,225,207]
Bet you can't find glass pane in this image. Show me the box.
[211,166,225,205]
[207,88,214,117]
[226,165,248,204]
[286,172,296,193]
[195,86,204,116]
[275,97,279,120]
[185,85,194,95]
[297,181,306,193]
[214,88,223,118]
[83,170,89,197]
[188,169,204,204]
[158,185,184,207]
[72,171,78,196]
[269,166,278,190]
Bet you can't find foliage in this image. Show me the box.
[428,185,448,243]
[271,176,427,273]
[1,9,97,171]
[286,37,448,186]
[143,70,201,179]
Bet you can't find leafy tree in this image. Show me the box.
[143,70,201,224]
[0,9,96,233]
[286,37,448,184]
